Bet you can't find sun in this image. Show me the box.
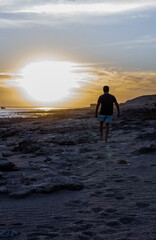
[19,60,82,103]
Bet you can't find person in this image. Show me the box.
[95,86,120,143]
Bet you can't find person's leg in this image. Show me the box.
[105,123,109,143]
[100,121,104,139]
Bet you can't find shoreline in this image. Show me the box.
[0,105,155,240]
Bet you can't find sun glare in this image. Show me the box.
[19,61,83,103]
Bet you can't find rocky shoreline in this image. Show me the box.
[0,105,156,240]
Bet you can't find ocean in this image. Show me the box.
[0,107,65,119]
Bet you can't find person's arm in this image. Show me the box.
[115,100,120,117]
[95,102,100,118]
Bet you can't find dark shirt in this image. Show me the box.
[98,93,116,115]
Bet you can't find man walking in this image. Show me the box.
[95,86,120,143]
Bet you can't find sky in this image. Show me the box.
[0,0,156,107]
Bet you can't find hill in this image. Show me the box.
[120,94,156,109]
[90,94,156,110]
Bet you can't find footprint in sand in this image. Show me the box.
[115,194,125,200]
[118,160,128,164]
[99,208,117,218]
[106,220,120,227]
[101,228,116,234]
[0,224,5,227]
[69,223,93,232]
[114,178,125,183]
[99,211,109,217]
[119,216,136,224]
[27,237,40,240]
[36,224,59,232]
[27,232,59,239]
[12,222,23,226]
[136,202,149,208]
[74,220,84,225]
[82,231,96,237]
[104,193,116,197]
[92,207,103,213]
[105,208,117,213]
[77,234,90,240]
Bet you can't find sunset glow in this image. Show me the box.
[19,61,83,103]
[0,0,156,107]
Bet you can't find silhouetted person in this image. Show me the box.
[95,86,120,143]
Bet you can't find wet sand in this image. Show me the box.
[0,104,156,240]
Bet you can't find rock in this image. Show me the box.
[92,207,103,213]
[2,136,7,141]
[35,182,84,194]
[55,139,76,146]
[0,229,18,240]
[0,178,7,185]
[132,145,156,155]
[105,208,117,213]
[13,140,40,154]
[119,216,135,224]
[135,132,156,141]
[106,221,120,227]
[0,160,18,172]
[118,160,128,164]
[78,136,91,144]
[44,156,51,162]
[1,129,19,138]
[9,188,35,198]
[0,186,8,193]
[40,167,49,172]
[9,180,84,198]
[79,147,92,153]
[65,183,84,191]
[2,153,12,158]
[136,202,149,208]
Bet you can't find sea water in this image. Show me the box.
[0,107,65,119]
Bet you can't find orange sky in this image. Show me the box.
[0,1,156,107]
[0,65,156,107]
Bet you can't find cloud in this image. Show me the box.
[0,74,13,80]
[1,0,156,15]
[9,1,156,15]
[0,73,19,86]
[98,36,156,48]
[0,74,14,85]
[0,0,156,28]
[0,0,155,77]
[77,64,156,104]
[0,65,156,107]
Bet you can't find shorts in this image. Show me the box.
[99,115,112,123]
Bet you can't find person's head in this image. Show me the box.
[103,86,109,93]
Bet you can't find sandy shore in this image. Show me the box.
[0,105,156,240]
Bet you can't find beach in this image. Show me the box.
[0,97,156,240]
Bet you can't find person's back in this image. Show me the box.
[99,93,116,116]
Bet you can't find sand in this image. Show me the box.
[0,101,156,240]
